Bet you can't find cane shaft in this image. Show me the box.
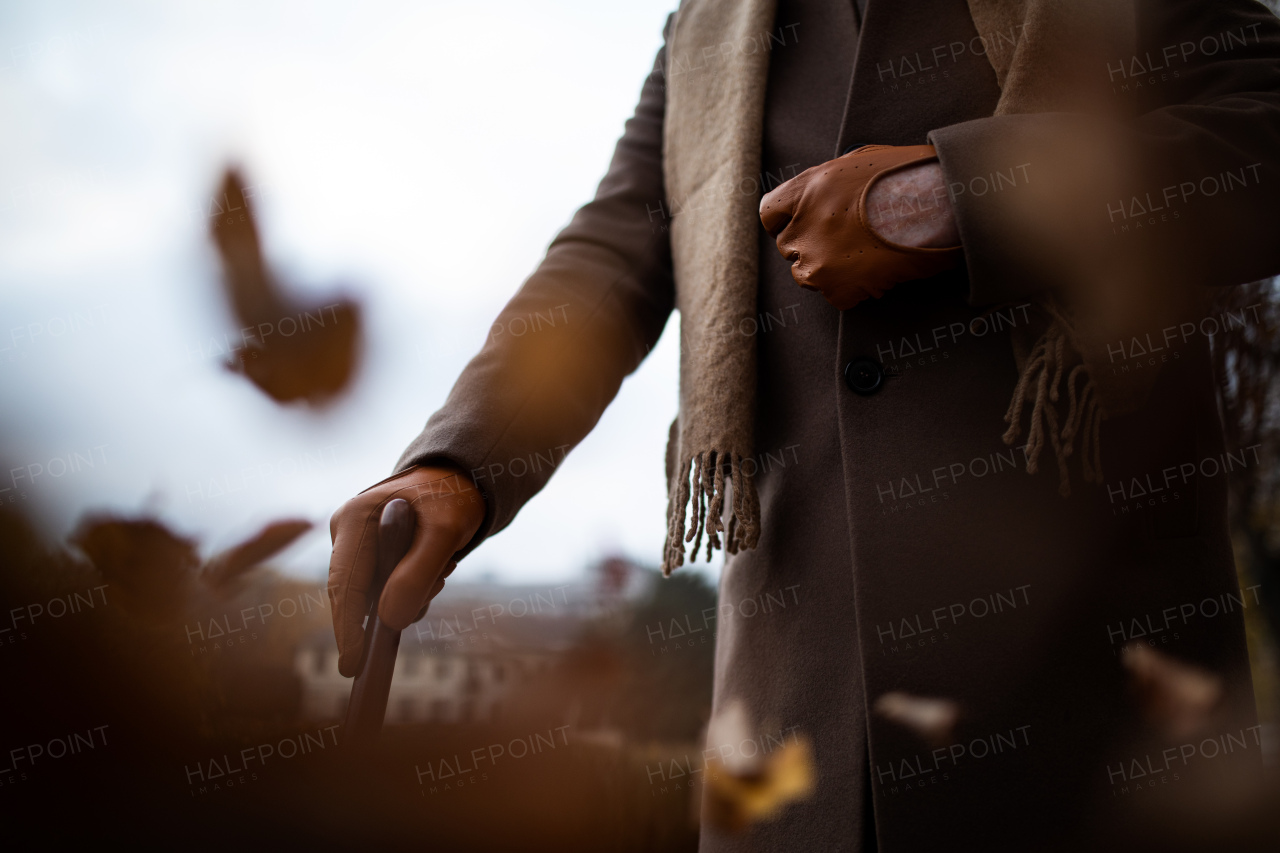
[344,498,414,747]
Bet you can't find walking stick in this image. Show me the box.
[344,497,415,748]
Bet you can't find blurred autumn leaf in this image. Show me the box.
[208,167,363,406]
[1121,642,1223,740]
[699,701,815,834]
[68,512,316,617]
[201,518,313,592]
[872,691,960,747]
[70,514,199,621]
[702,740,815,833]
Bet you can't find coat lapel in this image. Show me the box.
[837,0,1003,151]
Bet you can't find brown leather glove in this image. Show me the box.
[328,465,484,676]
[760,144,963,310]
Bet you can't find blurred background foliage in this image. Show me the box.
[1213,279,1280,732]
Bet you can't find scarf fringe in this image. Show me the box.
[664,449,760,576]
[1001,315,1106,497]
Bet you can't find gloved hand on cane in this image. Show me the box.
[328,466,485,678]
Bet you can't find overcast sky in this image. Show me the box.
[0,0,721,585]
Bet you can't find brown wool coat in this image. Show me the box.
[398,0,1280,850]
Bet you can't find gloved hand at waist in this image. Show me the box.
[760,144,963,310]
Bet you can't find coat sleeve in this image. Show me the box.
[394,18,676,559]
[929,0,1280,306]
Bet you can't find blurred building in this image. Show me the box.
[295,631,555,723]
[294,556,656,724]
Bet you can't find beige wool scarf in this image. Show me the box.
[661,0,1159,575]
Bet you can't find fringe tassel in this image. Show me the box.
[664,450,760,576]
[1002,316,1106,497]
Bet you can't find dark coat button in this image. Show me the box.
[840,143,871,156]
[844,358,885,396]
